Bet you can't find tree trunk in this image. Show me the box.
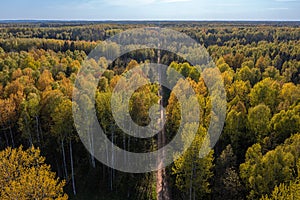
[35,116,40,144]
[61,139,68,179]
[190,161,193,200]
[4,131,9,147]
[55,157,62,177]
[29,132,33,146]
[69,140,76,195]
[105,139,110,190]
[106,137,109,165]
[193,186,196,200]
[123,121,126,165]
[193,159,196,200]
[88,127,96,168]
[9,125,15,148]
[91,126,96,168]
[110,168,113,191]
[128,123,131,163]
[24,116,33,146]
[38,116,44,142]
[110,125,114,191]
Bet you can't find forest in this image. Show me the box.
[0,21,299,200]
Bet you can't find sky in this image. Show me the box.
[0,0,299,21]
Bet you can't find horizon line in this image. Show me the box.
[0,19,300,22]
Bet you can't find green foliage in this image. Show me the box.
[213,145,244,200]
[167,62,200,83]
[269,104,300,144]
[247,104,271,142]
[249,78,280,111]
[173,124,214,200]
[240,134,300,199]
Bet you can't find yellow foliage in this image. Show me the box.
[0,146,68,200]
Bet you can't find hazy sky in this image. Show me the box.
[1,0,299,20]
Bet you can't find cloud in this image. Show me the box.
[215,3,241,7]
[107,0,156,6]
[159,0,192,3]
[96,0,192,6]
[56,0,194,11]
[267,7,289,10]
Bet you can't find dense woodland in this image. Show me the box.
[0,21,299,200]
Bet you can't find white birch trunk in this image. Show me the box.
[88,127,96,168]
[61,139,68,179]
[69,140,76,195]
